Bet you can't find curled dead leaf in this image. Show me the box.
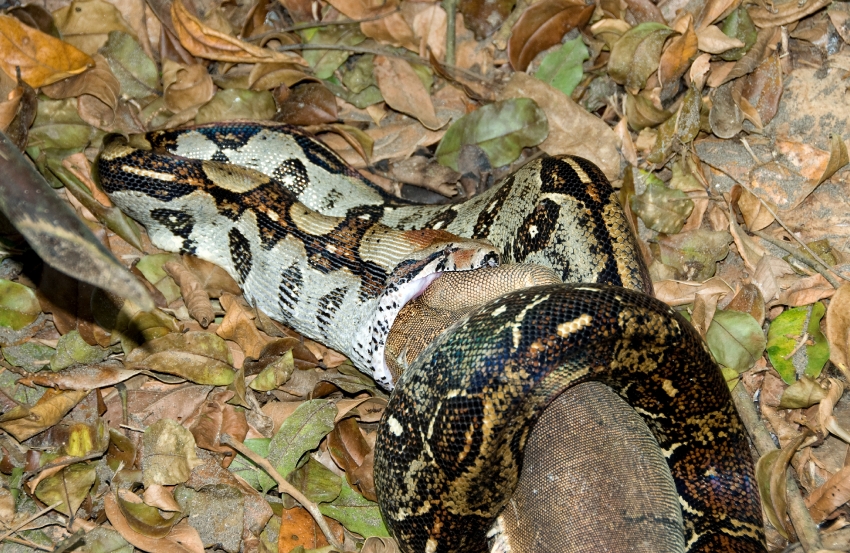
[171,0,305,64]
[162,60,215,113]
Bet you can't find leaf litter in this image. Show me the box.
[0,0,848,549]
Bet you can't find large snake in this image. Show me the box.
[95,121,766,552]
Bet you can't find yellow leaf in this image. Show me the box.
[0,14,93,87]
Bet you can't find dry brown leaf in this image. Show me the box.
[659,19,698,92]
[499,72,621,179]
[325,0,397,19]
[17,360,140,390]
[278,506,344,551]
[277,82,339,126]
[0,85,23,132]
[334,397,386,423]
[696,25,745,53]
[689,52,711,88]
[43,54,120,129]
[0,14,93,88]
[162,59,215,113]
[217,293,269,359]
[361,12,417,51]
[185,390,247,467]
[752,254,795,303]
[775,273,835,307]
[696,0,741,29]
[727,207,765,271]
[825,283,850,371]
[143,484,183,512]
[748,0,832,28]
[105,493,204,553]
[374,55,442,130]
[725,283,765,325]
[709,26,780,88]
[328,417,377,499]
[53,0,136,54]
[508,0,594,71]
[171,0,305,64]
[163,260,214,328]
[181,256,242,298]
[731,185,774,231]
[806,465,850,523]
[654,277,733,306]
[412,4,447,60]
[739,53,783,130]
[248,63,317,91]
[0,389,89,441]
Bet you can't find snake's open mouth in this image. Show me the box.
[354,245,499,390]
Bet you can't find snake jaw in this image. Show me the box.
[354,243,500,390]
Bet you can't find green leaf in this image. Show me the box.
[767,303,830,384]
[435,98,548,170]
[319,481,389,538]
[250,349,295,392]
[302,27,366,80]
[805,302,830,379]
[705,309,766,372]
[34,463,96,516]
[778,375,827,409]
[2,341,55,372]
[0,279,41,330]
[195,89,276,124]
[647,85,701,163]
[229,438,273,493]
[50,330,109,371]
[609,22,675,91]
[533,37,589,96]
[629,181,694,233]
[135,253,181,303]
[26,97,104,157]
[288,457,342,504]
[100,31,159,100]
[652,229,733,281]
[266,400,336,491]
[720,7,757,61]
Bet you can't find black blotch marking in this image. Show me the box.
[317,287,346,333]
[150,208,197,254]
[539,157,622,286]
[472,174,515,239]
[278,265,302,311]
[512,198,559,263]
[211,151,229,163]
[424,207,458,231]
[228,228,253,283]
[272,158,310,196]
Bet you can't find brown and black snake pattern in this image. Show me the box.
[95,122,766,553]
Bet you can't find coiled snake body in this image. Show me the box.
[96,121,766,552]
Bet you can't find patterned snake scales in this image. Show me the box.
[96,121,766,553]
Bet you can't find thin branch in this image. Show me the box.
[712,165,849,284]
[0,534,52,551]
[220,434,344,551]
[442,0,457,66]
[782,331,810,360]
[269,9,402,34]
[272,43,492,83]
[0,502,62,546]
[752,230,841,289]
[732,384,823,551]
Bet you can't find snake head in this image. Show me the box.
[353,235,500,390]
